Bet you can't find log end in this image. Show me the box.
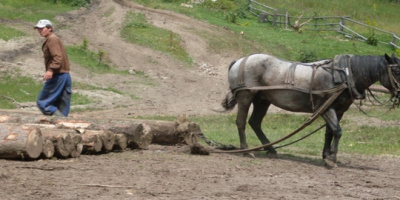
[25,128,44,159]
[41,139,55,159]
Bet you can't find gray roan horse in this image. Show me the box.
[221,53,400,167]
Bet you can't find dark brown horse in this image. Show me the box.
[222,53,400,167]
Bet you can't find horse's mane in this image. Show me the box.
[349,55,386,86]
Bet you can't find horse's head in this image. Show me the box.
[384,53,400,103]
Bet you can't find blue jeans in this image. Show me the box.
[37,73,72,116]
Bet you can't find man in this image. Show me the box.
[34,19,72,117]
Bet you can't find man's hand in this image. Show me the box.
[43,71,53,80]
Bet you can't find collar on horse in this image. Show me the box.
[331,55,365,100]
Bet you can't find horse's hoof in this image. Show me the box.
[243,152,255,158]
[324,158,337,169]
[266,151,278,158]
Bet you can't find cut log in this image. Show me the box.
[176,121,202,146]
[83,130,115,152]
[113,133,128,151]
[69,132,83,158]
[143,121,178,145]
[107,123,152,149]
[0,111,204,148]
[100,130,115,151]
[81,131,103,153]
[0,124,43,160]
[41,139,55,159]
[41,129,74,158]
[144,118,202,146]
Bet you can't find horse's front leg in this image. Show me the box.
[321,108,342,168]
[235,91,254,158]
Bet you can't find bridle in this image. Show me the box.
[386,63,400,107]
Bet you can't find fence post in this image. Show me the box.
[272,9,278,26]
[392,34,398,49]
[339,17,345,32]
[285,11,289,29]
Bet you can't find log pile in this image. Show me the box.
[0,111,202,160]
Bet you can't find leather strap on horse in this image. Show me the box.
[237,55,251,86]
[285,63,298,85]
[213,82,348,154]
[309,65,318,111]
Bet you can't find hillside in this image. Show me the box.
[0,0,243,118]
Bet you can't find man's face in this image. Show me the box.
[37,27,51,37]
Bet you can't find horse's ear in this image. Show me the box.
[385,53,392,63]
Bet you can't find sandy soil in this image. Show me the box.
[1,0,400,199]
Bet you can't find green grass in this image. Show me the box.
[0,75,40,108]
[130,0,399,61]
[0,0,77,23]
[255,0,400,34]
[0,24,26,41]
[0,72,95,109]
[66,45,130,74]
[120,11,193,66]
[137,110,400,157]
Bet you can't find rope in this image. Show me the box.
[272,124,326,150]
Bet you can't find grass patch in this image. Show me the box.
[0,0,77,22]
[0,73,93,109]
[121,11,192,66]
[140,111,400,157]
[0,24,26,41]
[0,74,40,109]
[66,44,130,74]
[194,113,400,157]
[130,0,399,61]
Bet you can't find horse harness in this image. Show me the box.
[233,55,400,110]
[213,55,400,154]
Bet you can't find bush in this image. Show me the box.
[224,12,237,23]
[366,33,378,46]
[299,49,317,62]
[395,49,400,57]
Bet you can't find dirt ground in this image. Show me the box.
[1,0,400,199]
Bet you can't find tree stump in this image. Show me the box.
[0,124,43,160]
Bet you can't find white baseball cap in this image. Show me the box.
[34,19,52,29]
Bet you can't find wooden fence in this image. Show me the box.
[249,0,400,49]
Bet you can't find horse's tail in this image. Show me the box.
[220,60,238,111]
[228,60,236,71]
[221,91,237,111]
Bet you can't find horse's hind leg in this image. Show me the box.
[235,90,255,157]
[249,95,277,158]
